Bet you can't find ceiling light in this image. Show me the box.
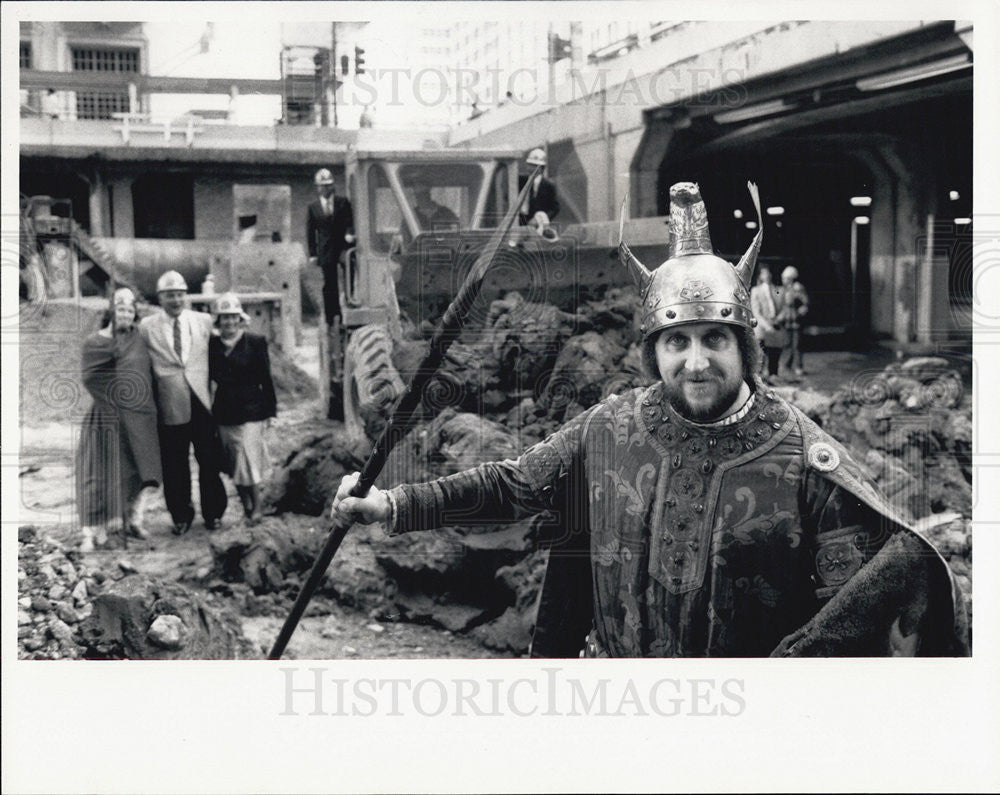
[745,221,758,230]
[850,196,872,207]
[853,216,870,225]
[714,98,793,125]
[856,54,971,92]
[733,209,743,219]
[766,206,784,216]
[955,217,972,226]
[949,190,960,201]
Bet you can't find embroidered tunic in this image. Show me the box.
[389,384,966,657]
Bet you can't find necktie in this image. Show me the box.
[173,318,182,359]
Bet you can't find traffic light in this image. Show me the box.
[313,49,330,77]
[548,33,572,63]
[340,54,349,76]
[354,45,366,75]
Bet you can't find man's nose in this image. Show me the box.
[683,342,710,373]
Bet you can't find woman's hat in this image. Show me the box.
[212,292,251,323]
[113,287,137,307]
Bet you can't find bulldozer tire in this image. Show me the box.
[343,324,405,440]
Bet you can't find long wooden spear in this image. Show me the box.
[268,165,541,659]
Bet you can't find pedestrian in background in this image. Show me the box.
[77,288,161,551]
[750,267,783,383]
[306,168,355,327]
[209,293,277,526]
[776,265,809,377]
[140,270,228,535]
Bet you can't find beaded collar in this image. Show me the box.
[636,381,790,461]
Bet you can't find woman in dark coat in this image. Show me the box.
[208,293,277,524]
[77,288,162,551]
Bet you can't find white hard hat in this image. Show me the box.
[212,292,250,323]
[314,168,334,186]
[156,270,188,293]
[781,266,799,281]
[526,147,547,167]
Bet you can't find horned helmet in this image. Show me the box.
[619,181,763,338]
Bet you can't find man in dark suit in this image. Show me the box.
[306,168,355,326]
[519,147,560,234]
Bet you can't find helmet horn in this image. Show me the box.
[734,181,763,291]
[618,193,652,293]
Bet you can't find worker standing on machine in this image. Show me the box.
[306,167,355,420]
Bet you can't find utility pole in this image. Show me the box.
[331,22,339,127]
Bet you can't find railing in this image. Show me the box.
[110,112,204,145]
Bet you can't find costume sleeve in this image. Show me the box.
[771,468,967,656]
[800,471,893,601]
[388,404,594,535]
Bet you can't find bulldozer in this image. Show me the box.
[331,145,675,437]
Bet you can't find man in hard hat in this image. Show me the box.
[140,270,228,535]
[331,182,969,658]
[519,147,560,234]
[306,168,355,327]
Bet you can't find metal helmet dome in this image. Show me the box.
[618,182,764,338]
[156,270,188,293]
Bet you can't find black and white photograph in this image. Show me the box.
[4,2,999,792]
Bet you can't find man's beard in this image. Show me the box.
[663,371,744,422]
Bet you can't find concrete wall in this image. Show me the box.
[192,168,345,244]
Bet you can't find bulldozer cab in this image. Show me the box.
[328,147,522,429]
[346,147,521,260]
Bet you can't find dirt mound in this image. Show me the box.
[814,356,972,520]
[79,573,255,659]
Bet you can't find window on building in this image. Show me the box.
[75,90,131,121]
[71,46,139,120]
[20,41,32,68]
[71,46,140,72]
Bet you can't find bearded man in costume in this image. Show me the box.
[332,182,969,658]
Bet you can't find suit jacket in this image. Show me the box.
[209,332,277,426]
[526,175,560,221]
[307,195,355,273]
[139,308,214,426]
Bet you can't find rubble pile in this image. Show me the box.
[17,526,96,659]
[79,574,255,659]
[814,356,971,521]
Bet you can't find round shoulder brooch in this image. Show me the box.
[808,442,840,472]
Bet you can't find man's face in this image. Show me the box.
[159,290,186,318]
[316,182,335,200]
[655,322,746,422]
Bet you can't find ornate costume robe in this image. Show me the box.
[389,384,968,657]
